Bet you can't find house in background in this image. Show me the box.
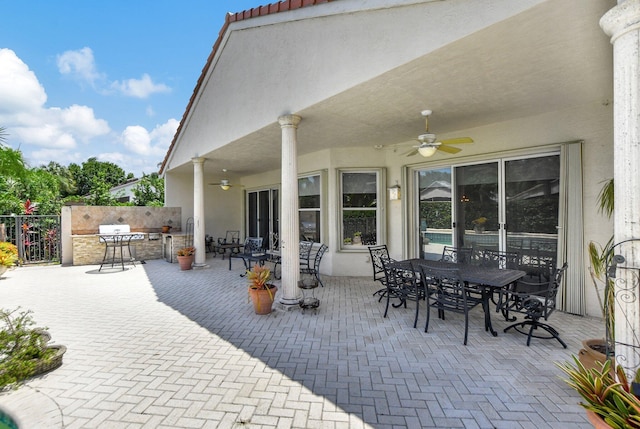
[108,178,141,203]
[160,0,639,365]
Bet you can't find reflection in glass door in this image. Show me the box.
[418,168,453,259]
[247,189,278,248]
[416,153,560,262]
[456,162,499,252]
[504,155,559,265]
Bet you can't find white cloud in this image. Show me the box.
[0,49,111,151]
[0,48,47,113]
[0,49,174,177]
[56,47,104,86]
[111,74,171,99]
[55,105,110,142]
[121,118,178,156]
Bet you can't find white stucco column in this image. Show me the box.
[278,114,302,307]
[601,0,640,377]
[192,157,207,267]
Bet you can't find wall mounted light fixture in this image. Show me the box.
[388,182,401,200]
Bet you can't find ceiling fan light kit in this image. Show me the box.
[219,179,231,191]
[405,109,474,157]
[417,145,438,157]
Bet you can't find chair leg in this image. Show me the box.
[384,288,392,318]
[424,298,431,333]
[463,309,469,346]
[504,320,567,348]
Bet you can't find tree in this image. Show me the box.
[42,162,76,197]
[69,157,129,197]
[132,173,164,206]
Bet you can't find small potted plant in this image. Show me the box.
[247,264,277,314]
[176,246,195,270]
[557,356,640,428]
[472,216,487,233]
[0,242,18,278]
[353,231,363,245]
[0,307,66,389]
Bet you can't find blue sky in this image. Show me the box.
[0,1,265,177]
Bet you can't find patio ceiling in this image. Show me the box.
[174,0,613,178]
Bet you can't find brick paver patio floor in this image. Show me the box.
[0,256,601,428]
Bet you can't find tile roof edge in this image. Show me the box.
[159,0,334,175]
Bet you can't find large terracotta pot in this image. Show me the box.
[586,410,612,429]
[579,339,613,374]
[248,285,277,314]
[177,255,194,270]
[0,265,8,278]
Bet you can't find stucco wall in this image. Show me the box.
[62,206,183,266]
[69,206,182,235]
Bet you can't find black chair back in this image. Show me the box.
[441,246,473,264]
[419,264,482,345]
[478,249,520,269]
[368,245,390,283]
[380,258,424,328]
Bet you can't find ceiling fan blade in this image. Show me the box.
[439,137,474,145]
[437,145,462,154]
[404,148,419,157]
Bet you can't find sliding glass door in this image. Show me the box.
[417,153,560,261]
[247,189,278,247]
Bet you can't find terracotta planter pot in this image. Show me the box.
[586,410,612,429]
[0,265,8,278]
[161,225,172,233]
[579,339,614,375]
[177,255,194,270]
[248,285,277,314]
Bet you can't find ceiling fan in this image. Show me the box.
[209,169,238,190]
[405,110,474,157]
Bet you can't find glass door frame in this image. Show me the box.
[409,149,562,261]
[246,187,279,247]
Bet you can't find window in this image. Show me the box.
[299,174,321,242]
[340,169,382,249]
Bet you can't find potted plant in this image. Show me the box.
[353,231,363,245]
[472,216,487,233]
[0,242,18,278]
[581,179,615,372]
[176,246,195,270]
[0,307,66,389]
[247,264,277,314]
[557,356,640,428]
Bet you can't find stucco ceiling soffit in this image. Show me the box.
[167,0,614,179]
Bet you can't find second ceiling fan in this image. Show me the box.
[405,110,474,157]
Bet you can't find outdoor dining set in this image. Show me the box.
[212,230,328,288]
[368,244,568,347]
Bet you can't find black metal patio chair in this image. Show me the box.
[498,262,568,348]
[380,258,424,328]
[368,245,395,301]
[419,263,483,345]
[440,245,474,264]
[301,243,328,287]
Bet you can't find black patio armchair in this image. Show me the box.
[228,237,266,274]
[498,263,568,348]
[215,230,240,260]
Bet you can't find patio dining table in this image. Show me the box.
[392,259,526,337]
